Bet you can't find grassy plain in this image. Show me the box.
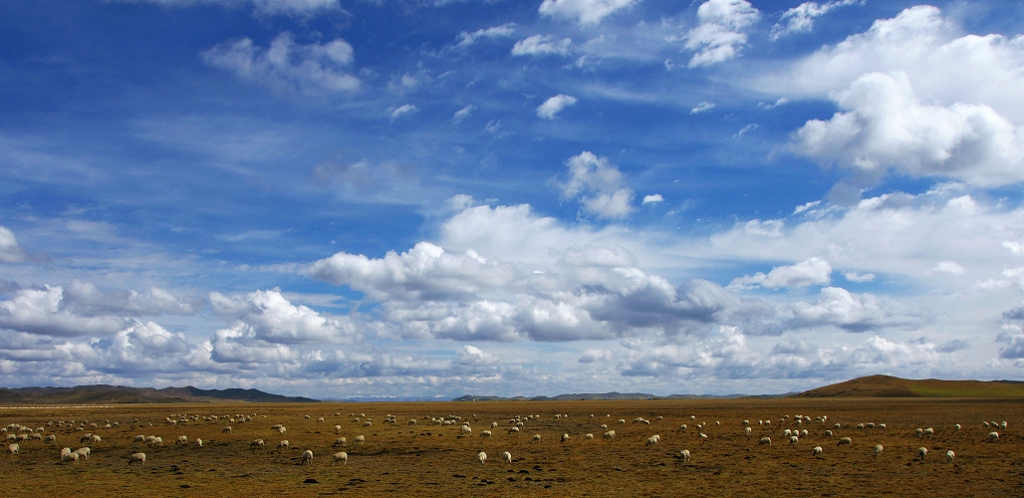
[2,398,1022,497]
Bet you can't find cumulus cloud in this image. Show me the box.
[559,151,636,219]
[202,32,359,93]
[759,6,1024,121]
[537,94,578,119]
[455,23,517,48]
[511,35,573,56]
[0,225,27,263]
[790,286,919,332]
[389,104,418,121]
[210,288,357,343]
[117,0,342,17]
[729,257,832,290]
[61,279,202,316]
[538,0,640,26]
[790,71,1024,187]
[642,194,663,204]
[770,0,862,41]
[684,0,760,68]
[843,271,875,283]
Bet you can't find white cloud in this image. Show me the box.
[61,279,202,316]
[729,257,832,290]
[118,0,342,17]
[684,0,760,68]
[642,194,663,204]
[790,286,919,332]
[560,151,635,219]
[758,97,789,110]
[930,260,966,275]
[201,32,358,93]
[790,71,1024,187]
[843,271,875,283]
[389,103,418,121]
[759,6,1024,122]
[209,288,358,344]
[0,286,126,337]
[511,35,573,57]
[690,101,715,114]
[452,105,475,123]
[0,225,27,263]
[770,0,862,41]
[538,0,640,26]
[455,23,517,48]
[537,94,578,119]
[578,348,613,363]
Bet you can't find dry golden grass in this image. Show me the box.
[2,398,1022,497]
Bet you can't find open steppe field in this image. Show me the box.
[2,398,1022,497]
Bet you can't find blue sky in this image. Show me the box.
[2,0,1024,399]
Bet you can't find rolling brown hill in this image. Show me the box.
[793,374,1024,397]
[0,384,318,404]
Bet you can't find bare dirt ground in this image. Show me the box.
[2,398,1022,497]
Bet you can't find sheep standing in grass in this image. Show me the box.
[790,436,799,446]
[480,430,492,438]
[63,451,79,464]
[196,438,202,448]
[837,437,851,447]
[502,451,512,463]
[129,453,146,465]
[759,437,771,446]
[354,435,365,444]
[532,434,542,443]
[334,437,347,447]
[946,450,955,462]
[301,449,313,465]
[603,430,615,439]
[332,451,348,466]
[585,433,594,440]
[680,449,691,462]
[277,440,289,450]
[561,433,570,442]
[223,426,232,433]
[8,443,18,455]
[988,431,1000,442]
[177,436,188,445]
[918,447,928,459]
[874,444,883,456]
[813,446,823,457]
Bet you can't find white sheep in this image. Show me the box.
[460,425,472,436]
[561,433,570,442]
[278,440,289,450]
[334,437,347,446]
[301,449,313,465]
[918,447,927,459]
[954,424,961,431]
[813,446,822,457]
[76,447,91,460]
[988,431,1000,441]
[744,427,752,436]
[491,422,498,429]
[603,430,615,439]
[177,435,188,444]
[680,449,691,462]
[91,435,102,443]
[250,439,265,451]
[60,447,72,459]
[332,451,348,466]
[354,435,365,444]
[584,433,594,440]
[8,443,18,455]
[759,437,771,446]
[480,430,492,438]
[837,437,851,447]
[532,434,542,443]
[790,436,799,445]
[501,450,513,463]
[924,428,934,435]
[824,430,833,437]
[874,444,883,455]
[223,426,232,433]
[63,450,79,464]
[946,450,955,462]
[335,425,342,434]
[478,451,487,464]
[196,438,203,448]
[129,452,146,465]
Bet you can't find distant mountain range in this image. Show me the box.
[0,385,318,404]
[792,374,1024,398]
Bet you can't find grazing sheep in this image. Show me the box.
[988,431,1000,442]
[91,435,102,443]
[460,425,472,436]
[61,447,72,459]
[129,452,146,465]
[354,435,365,444]
[924,428,934,435]
[45,434,56,443]
[301,449,313,465]
[63,451,79,464]
[335,425,342,434]
[480,430,492,437]
[837,437,852,447]
[983,421,990,428]
[150,437,163,447]
[585,433,594,440]
[278,440,289,450]
[223,426,232,433]
[878,423,886,430]
[918,447,928,459]
[824,430,833,437]
[680,449,691,462]
[946,450,955,462]
[196,438,203,448]
[334,437,347,446]
[744,427,752,436]
[532,434,542,443]
[250,439,265,451]
[8,443,19,455]
[502,451,512,463]
[277,426,287,434]
[332,451,348,466]
[491,422,498,429]
[603,430,615,439]
[874,444,883,456]
[76,447,91,460]
[954,424,961,431]
[1001,421,1008,430]
[646,436,659,445]
[759,437,771,446]
[177,436,188,445]
[562,433,570,442]
[915,428,924,436]
[783,429,792,437]
[478,451,487,464]
[790,436,799,445]
[813,446,823,457]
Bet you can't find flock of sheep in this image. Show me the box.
[3,409,1010,470]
